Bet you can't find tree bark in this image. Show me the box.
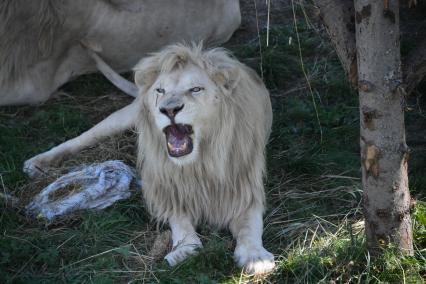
[355,0,413,255]
[315,0,357,86]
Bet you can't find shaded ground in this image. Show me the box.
[0,1,425,283]
[228,0,291,44]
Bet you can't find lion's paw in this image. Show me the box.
[23,156,49,178]
[234,245,275,275]
[164,242,202,266]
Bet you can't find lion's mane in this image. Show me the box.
[134,44,272,227]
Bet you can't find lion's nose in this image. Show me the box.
[160,104,184,120]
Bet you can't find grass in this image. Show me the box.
[1,6,426,284]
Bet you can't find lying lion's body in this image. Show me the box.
[135,45,272,227]
[0,0,240,106]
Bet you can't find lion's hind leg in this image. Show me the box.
[164,215,202,266]
[230,206,275,275]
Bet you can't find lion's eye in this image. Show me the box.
[189,87,204,93]
[156,88,165,94]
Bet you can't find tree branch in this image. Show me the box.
[314,0,357,87]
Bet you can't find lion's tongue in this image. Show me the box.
[165,125,193,157]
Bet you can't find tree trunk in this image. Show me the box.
[354,0,413,255]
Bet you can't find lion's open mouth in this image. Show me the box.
[163,124,193,157]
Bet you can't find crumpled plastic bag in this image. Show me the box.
[26,160,141,221]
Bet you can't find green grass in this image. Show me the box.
[1,12,426,284]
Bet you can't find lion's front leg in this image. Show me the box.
[23,102,138,178]
[164,215,202,266]
[230,206,275,275]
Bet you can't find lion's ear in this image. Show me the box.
[213,64,240,92]
[133,57,159,89]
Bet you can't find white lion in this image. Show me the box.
[0,0,240,106]
[134,44,274,274]
[23,43,275,274]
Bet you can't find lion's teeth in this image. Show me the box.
[167,142,173,150]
